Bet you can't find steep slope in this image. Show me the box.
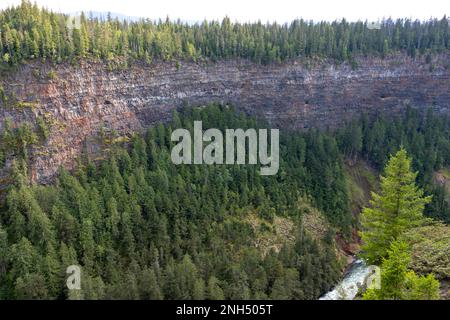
[0,54,449,183]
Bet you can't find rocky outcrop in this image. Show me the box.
[0,54,449,183]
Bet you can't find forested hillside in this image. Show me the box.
[336,107,450,223]
[0,1,448,66]
[0,106,346,299]
[0,105,448,299]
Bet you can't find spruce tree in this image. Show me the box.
[360,148,431,264]
[363,240,440,300]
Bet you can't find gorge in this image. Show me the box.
[0,1,449,302]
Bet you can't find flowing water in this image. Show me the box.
[319,259,372,300]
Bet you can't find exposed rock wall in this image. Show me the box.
[0,54,449,183]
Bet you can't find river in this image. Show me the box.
[319,259,372,300]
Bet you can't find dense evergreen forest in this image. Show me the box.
[0,1,448,66]
[0,104,448,299]
[0,106,347,299]
[336,107,450,223]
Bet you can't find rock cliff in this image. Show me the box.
[0,54,449,183]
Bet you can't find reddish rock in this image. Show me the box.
[0,54,449,184]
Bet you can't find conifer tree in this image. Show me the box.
[360,148,431,264]
[363,240,440,300]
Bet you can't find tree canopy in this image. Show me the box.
[0,105,345,299]
[0,1,448,66]
[0,105,448,300]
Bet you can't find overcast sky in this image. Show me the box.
[1,0,448,23]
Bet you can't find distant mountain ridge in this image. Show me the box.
[68,11,142,22]
[67,10,201,24]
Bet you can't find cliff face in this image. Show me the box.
[0,54,449,183]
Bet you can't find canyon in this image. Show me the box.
[0,53,449,184]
